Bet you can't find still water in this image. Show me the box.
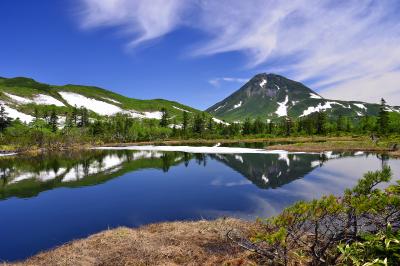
[0,147,399,261]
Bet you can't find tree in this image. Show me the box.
[192,113,205,134]
[284,116,292,136]
[182,111,189,132]
[0,104,11,132]
[79,107,89,128]
[316,111,327,135]
[159,108,169,127]
[252,117,264,134]
[378,98,389,135]
[267,120,274,134]
[207,117,214,132]
[33,107,40,122]
[42,110,49,123]
[71,105,78,126]
[242,117,252,135]
[336,115,345,132]
[49,109,58,132]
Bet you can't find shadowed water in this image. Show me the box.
[0,148,399,262]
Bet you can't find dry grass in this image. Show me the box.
[8,218,260,266]
[266,140,396,153]
[100,136,359,147]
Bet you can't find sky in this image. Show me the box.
[1,0,400,110]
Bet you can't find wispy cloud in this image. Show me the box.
[209,77,249,87]
[77,0,190,47]
[76,0,400,104]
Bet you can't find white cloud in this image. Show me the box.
[321,71,400,105]
[77,0,190,47]
[76,0,400,104]
[209,77,249,87]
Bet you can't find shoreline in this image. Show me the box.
[8,218,259,266]
[2,136,399,157]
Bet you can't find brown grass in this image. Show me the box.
[265,139,398,154]
[99,136,360,147]
[8,218,260,266]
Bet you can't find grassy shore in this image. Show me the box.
[97,135,361,147]
[2,135,399,157]
[7,218,260,266]
[266,137,400,157]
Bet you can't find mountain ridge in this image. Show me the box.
[0,76,203,123]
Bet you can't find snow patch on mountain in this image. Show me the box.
[35,94,65,106]
[59,92,123,116]
[173,106,191,113]
[310,93,322,99]
[300,101,347,117]
[143,111,163,119]
[354,103,367,110]
[259,79,267,87]
[0,102,34,123]
[4,92,65,107]
[233,101,242,109]
[275,95,289,117]
[4,93,32,104]
[212,117,230,125]
[214,103,226,112]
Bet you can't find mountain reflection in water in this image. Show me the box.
[0,149,388,200]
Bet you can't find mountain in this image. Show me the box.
[0,150,188,200]
[210,152,342,189]
[0,77,204,124]
[207,73,400,121]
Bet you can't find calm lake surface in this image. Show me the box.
[0,146,399,261]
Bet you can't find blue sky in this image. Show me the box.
[1,0,400,110]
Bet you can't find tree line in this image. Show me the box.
[0,98,398,149]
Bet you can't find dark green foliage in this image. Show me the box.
[316,111,327,135]
[159,108,169,127]
[192,113,206,134]
[78,107,89,128]
[378,98,390,135]
[182,111,189,132]
[49,109,58,133]
[0,104,11,132]
[252,167,400,265]
[242,118,252,135]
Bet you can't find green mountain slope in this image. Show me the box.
[207,73,400,121]
[0,77,202,123]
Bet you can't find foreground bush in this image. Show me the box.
[253,166,400,265]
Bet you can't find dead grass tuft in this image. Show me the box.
[8,218,259,266]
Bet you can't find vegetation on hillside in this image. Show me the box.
[0,76,202,121]
[0,96,399,151]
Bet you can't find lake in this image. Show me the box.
[0,146,399,262]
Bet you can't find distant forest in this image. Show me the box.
[0,98,399,150]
